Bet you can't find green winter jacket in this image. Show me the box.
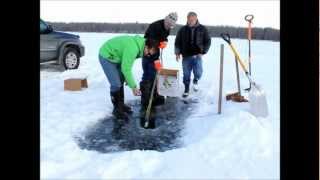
[99,35,145,89]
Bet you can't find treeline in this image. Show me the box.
[48,22,279,41]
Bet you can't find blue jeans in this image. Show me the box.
[182,55,203,87]
[99,55,124,92]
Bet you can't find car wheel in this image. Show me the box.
[63,48,80,69]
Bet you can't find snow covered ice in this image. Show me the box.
[76,97,196,153]
[41,32,279,179]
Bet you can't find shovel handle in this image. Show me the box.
[245,14,254,22]
[220,33,231,44]
[220,33,248,73]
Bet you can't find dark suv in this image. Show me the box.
[40,19,85,69]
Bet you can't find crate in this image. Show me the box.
[157,68,179,97]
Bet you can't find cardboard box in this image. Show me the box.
[64,78,88,91]
[157,68,179,97]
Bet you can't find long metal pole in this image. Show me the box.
[218,44,224,114]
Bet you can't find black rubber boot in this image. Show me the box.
[139,80,158,129]
[152,91,165,106]
[120,86,133,114]
[140,80,152,108]
[110,90,129,121]
[140,80,165,107]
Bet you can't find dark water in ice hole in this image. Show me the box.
[75,97,196,153]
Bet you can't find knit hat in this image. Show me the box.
[165,12,178,27]
[187,11,197,17]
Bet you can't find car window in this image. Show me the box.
[40,20,47,33]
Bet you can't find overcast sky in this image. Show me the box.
[40,0,280,29]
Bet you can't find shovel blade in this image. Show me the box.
[248,83,269,117]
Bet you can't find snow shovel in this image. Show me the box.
[221,33,268,117]
[244,14,254,91]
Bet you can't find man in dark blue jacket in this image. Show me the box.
[175,12,211,98]
[140,12,178,110]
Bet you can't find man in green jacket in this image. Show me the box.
[99,35,159,120]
